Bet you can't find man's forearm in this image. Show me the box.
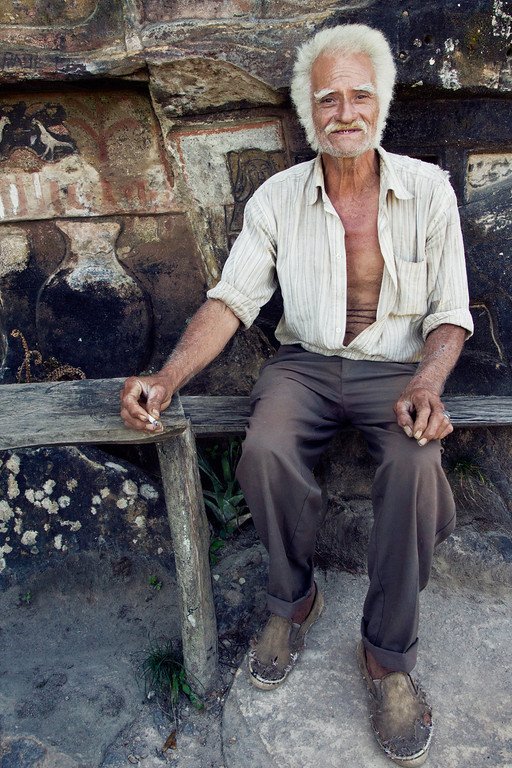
[393,323,467,444]
[407,323,467,395]
[159,298,241,390]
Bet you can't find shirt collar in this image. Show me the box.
[308,147,414,205]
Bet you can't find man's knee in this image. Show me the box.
[237,424,297,479]
[380,431,443,475]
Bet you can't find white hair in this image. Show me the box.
[290,24,397,152]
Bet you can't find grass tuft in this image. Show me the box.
[138,639,204,715]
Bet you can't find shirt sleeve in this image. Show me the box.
[206,191,278,329]
[422,182,474,340]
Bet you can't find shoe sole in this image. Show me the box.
[356,641,431,767]
[248,589,325,691]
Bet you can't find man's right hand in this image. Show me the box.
[120,372,175,432]
[120,299,241,432]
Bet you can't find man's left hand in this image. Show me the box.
[394,385,453,446]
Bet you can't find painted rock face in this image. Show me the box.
[36,220,153,379]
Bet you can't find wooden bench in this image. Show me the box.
[1,377,512,692]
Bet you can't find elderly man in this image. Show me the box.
[121,24,473,767]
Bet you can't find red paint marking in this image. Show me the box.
[49,179,61,211]
[66,183,81,210]
[16,183,28,218]
[101,178,116,207]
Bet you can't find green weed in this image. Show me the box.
[198,439,250,531]
[139,639,203,713]
[447,455,488,510]
[209,536,226,566]
[449,457,487,485]
[148,575,163,590]
[18,590,32,606]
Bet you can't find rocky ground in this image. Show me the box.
[0,524,268,768]
[1,517,511,768]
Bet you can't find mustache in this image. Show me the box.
[325,120,368,135]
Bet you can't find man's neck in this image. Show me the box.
[321,148,380,200]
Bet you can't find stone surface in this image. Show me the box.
[1,2,510,91]
[36,220,153,379]
[0,445,174,586]
[0,90,178,222]
[1,0,512,572]
[0,551,182,768]
[0,525,268,768]
[1,521,510,768]
[223,569,512,768]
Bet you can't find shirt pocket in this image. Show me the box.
[394,258,428,316]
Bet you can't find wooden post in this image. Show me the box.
[157,422,219,693]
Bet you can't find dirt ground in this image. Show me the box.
[0,525,268,768]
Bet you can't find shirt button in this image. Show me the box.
[336,327,342,333]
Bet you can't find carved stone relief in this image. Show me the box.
[226,148,287,245]
[168,118,287,274]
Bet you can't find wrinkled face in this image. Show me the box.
[311,52,379,158]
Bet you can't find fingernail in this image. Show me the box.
[418,438,427,446]
[404,426,413,437]
[150,409,160,418]
[414,430,422,440]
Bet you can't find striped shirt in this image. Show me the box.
[207,148,474,362]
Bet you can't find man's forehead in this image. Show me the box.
[313,82,375,100]
[311,52,376,87]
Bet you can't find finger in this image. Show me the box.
[121,381,146,418]
[417,411,453,445]
[438,418,454,440]
[120,405,150,430]
[120,377,159,427]
[394,399,415,437]
[411,402,432,440]
[120,403,164,433]
[145,384,171,419]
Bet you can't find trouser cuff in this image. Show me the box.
[267,581,315,620]
[361,631,418,674]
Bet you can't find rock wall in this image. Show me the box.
[0,1,511,580]
[0,0,510,389]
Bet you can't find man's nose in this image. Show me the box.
[336,97,356,123]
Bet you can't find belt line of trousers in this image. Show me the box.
[235,345,456,673]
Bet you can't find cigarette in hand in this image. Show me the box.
[146,414,161,427]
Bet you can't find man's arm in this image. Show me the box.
[120,298,240,431]
[394,323,467,445]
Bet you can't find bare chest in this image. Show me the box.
[331,191,384,344]
[332,195,384,296]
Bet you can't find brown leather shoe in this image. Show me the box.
[248,587,324,690]
[357,641,433,767]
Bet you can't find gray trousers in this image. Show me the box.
[236,345,456,673]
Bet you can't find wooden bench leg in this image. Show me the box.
[157,423,219,693]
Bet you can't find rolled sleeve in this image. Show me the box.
[422,183,474,341]
[422,307,474,339]
[207,280,263,329]
[206,193,277,329]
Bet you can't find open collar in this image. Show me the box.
[308,147,414,205]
